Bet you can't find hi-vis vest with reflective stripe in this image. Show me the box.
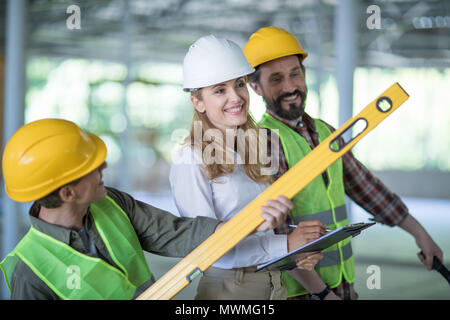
[0,196,152,300]
[259,113,355,297]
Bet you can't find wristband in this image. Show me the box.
[311,285,331,300]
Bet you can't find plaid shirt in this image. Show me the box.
[264,109,410,234]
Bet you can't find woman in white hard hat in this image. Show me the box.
[169,35,325,300]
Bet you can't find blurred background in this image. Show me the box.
[0,0,449,299]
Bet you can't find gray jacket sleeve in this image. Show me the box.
[9,260,60,300]
[106,187,221,257]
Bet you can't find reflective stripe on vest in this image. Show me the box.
[0,196,151,300]
[316,240,353,268]
[291,204,352,268]
[259,113,355,297]
[291,205,348,226]
[90,196,152,288]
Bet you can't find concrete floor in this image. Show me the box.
[350,197,450,299]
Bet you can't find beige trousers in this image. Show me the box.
[195,266,287,300]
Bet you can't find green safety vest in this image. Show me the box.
[0,196,152,300]
[259,113,355,297]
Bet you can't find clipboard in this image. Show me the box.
[256,222,376,272]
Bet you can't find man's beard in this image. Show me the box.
[266,89,307,120]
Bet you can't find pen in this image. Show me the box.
[288,224,333,232]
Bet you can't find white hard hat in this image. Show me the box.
[183,35,255,91]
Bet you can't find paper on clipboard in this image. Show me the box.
[256,222,376,272]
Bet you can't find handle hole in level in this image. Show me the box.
[329,118,368,152]
[376,96,393,113]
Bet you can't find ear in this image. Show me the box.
[190,95,206,113]
[58,185,76,202]
[249,81,263,97]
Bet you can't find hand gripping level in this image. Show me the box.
[136,82,409,300]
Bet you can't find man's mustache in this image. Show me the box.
[276,90,305,105]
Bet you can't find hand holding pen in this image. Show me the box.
[285,221,327,271]
[287,220,328,252]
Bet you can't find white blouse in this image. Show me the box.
[169,145,287,269]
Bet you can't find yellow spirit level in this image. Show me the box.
[136,82,409,300]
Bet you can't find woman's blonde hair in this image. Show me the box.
[187,89,273,184]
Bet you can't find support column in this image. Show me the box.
[1,0,27,299]
[334,0,357,223]
[335,0,357,131]
[0,54,4,156]
[118,0,132,192]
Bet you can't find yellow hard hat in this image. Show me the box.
[2,118,107,203]
[243,26,308,68]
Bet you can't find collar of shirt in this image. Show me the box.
[29,203,109,260]
[266,109,317,133]
[28,202,93,248]
[29,203,73,244]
